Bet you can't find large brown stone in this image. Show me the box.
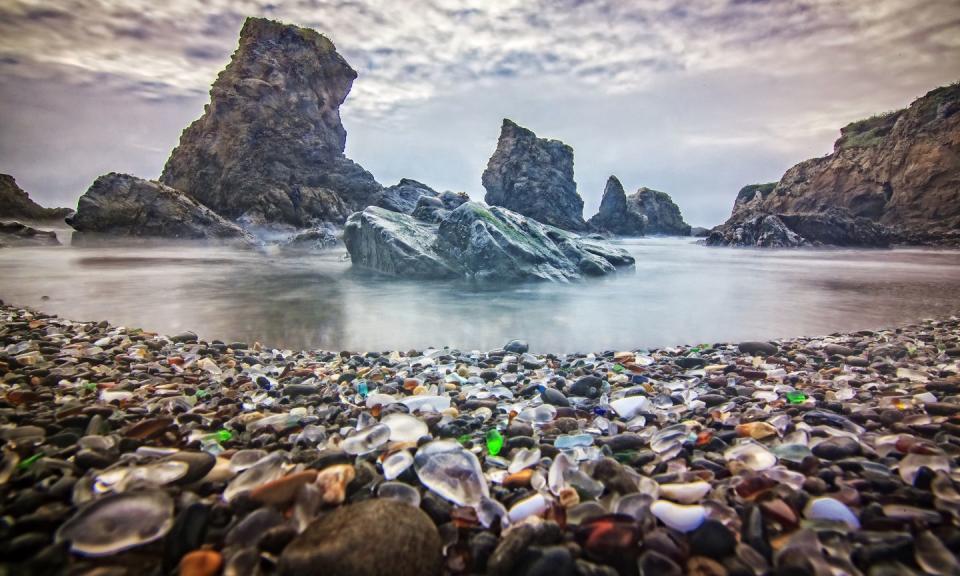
[278,499,442,576]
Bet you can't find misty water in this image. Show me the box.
[2,236,960,353]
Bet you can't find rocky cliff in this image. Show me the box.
[588,177,691,236]
[710,81,960,246]
[160,17,381,227]
[482,119,586,231]
[67,173,253,242]
[0,174,72,222]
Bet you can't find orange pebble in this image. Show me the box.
[179,550,222,576]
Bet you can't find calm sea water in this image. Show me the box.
[2,235,960,352]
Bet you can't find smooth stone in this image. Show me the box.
[179,550,223,576]
[163,451,216,485]
[738,342,778,356]
[525,546,575,576]
[650,500,706,533]
[804,497,860,528]
[504,340,529,354]
[569,376,603,398]
[279,499,442,576]
[812,437,861,460]
[541,387,570,407]
[250,470,319,505]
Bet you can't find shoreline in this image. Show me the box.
[1,303,959,574]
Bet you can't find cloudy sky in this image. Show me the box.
[1,0,958,227]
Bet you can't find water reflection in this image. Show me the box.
[1,237,959,352]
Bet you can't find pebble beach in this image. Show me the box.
[2,302,960,575]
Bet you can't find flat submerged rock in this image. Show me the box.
[1,303,959,575]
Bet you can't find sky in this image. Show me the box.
[1,0,959,227]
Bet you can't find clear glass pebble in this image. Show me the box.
[341,423,390,455]
[414,440,489,506]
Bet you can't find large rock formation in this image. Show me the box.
[709,81,960,246]
[67,173,253,242]
[160,17,381,227]
[0,174,72,222]
[632,187,692,236]
[482,119,587,231]
[343,202,634,282]
[588,177,691,236]
[587,176,646,235]
[0,222,60,247]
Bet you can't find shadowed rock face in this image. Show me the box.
[160,17,381,227]
[482,119,586,231]
[710,81,960,246]
[0,174,72,222]
[588,177,691,236]
[376,179,439,214]
[633,187,691,236]
[588,176,646,236]
[704,209,889,248]
[67,173,253,242]
[343,202,633,282]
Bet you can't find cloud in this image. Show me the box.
[1,0,959,225]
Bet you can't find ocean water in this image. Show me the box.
[2,236,960,352]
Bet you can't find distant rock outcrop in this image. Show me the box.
[588,177,691,236]
[0,222,60,248]
[0,174,72,222]
[709,81,960,246]
[705,208,889,248]
[343,202,633,282]
[482,119,587,231]
[160,17,381,227]
[587,176,646,236]
[67,173,253,242]
[633,187,692,236]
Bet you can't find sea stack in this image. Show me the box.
[160,17,382,227]
[588,177,691,236]
[482,119,587,231]
[587,176,646,236]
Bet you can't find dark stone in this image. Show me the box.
[569,376,603,398]
[738,342,778,356]
[812,437,862,460]
[638,550,682,576]
[524,546,575,576]
[505,340,530,354]
[279,499,442,576]
[690,520,737,560]
[541,387,570,407]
